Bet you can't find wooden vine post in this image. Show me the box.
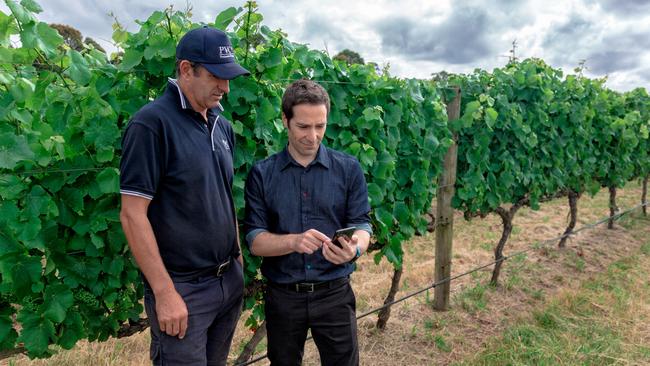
[434,87,460,311]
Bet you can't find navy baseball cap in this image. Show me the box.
[176,26,250,80]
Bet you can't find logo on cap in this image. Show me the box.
[219,46,235,59]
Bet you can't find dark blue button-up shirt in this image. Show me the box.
[244,146,372,284]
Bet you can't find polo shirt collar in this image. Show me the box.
[280,144,331,170]
[167,78,224,113]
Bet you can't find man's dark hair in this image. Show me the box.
[175,59,202,78]
[281,79,330,122]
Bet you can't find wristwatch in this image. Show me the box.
[351,245,362,263]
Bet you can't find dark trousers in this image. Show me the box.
[144,260,244,366]
[265,278,359,366]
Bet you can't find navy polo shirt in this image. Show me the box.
[120,79,238,279]
[244,146,372,284]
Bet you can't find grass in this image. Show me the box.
[456,241,650,366]
[565,250,586,272]
[479,241,493,251]
[6,183,649,366]
[455,282,490,314]
[433,335,452,353]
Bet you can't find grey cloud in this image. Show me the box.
[541,13,650,75]
[491,0,535,27]
[376,6,495,65]
[38,1,114,41]
[638,68,650,84]
[586,50,640,74]
[601,31,650,51]
[591,0,650,15]
[584,30,650,74]
[302,15,347,44]
[542,14,596,65]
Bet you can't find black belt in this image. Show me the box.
[271,277,349,293]
[174,257,232,283]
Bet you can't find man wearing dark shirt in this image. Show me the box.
[244,79,372,366]
[119,27,249,365]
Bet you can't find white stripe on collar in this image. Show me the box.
[168,78,189,109]
[168,77,224,112]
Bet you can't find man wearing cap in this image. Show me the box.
[119,26,250,365]
[244,80,372,366]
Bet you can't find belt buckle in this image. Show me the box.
[296,283,315,293]
[215,260,229,277]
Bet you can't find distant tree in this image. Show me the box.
[49,23,105,53]
[50,23,83,50]
[333,49,365,65]
[84,37,105,53]
[432,70,450,82]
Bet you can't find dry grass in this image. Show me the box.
[4,182,649,366]
[458,240,650,365]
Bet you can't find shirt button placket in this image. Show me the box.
[301,170,311,278]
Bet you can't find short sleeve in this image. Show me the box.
[119,121,163,200]
[243,164,269,246]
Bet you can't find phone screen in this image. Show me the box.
[332,227,356,247]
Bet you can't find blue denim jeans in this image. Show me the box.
[144,260,244,365]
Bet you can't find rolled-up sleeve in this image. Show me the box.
[346,160,373,235]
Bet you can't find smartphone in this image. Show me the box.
[332,227,356,248]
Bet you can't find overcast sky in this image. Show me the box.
[4,0,650,92]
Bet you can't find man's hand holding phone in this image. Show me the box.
[323,227,357,264]
[332,227,356,247]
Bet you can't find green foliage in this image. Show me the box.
[591,88,643,189]
[451,59,649,216]
[624,88,650,180]
[448,59,649,288]
[2,0,649,359]
[452,59,571,214]
[0,0,450,356]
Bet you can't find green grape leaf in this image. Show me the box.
[119,49,143,71]
[96,168,119,194]
[0,132,35,169]
[58,311,85,349]
[68,50,92,85]
[16,309,55,356]
[42,284,74,323]
[20,0,43,13]
[214,7,241,30]
[8,254,42,300]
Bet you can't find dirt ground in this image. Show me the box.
[297,183,649,366]
[4,182,649,366]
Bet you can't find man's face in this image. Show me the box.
[283,103,328,164]
[182,61,229,111]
